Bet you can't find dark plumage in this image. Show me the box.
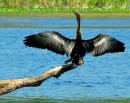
[24,12,125,65]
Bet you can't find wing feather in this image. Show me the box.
[24,31,75,56]
[86,34,125,56]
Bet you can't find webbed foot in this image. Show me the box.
[64,58,72,64]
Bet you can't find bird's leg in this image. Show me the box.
[64,58,72,64]
[72,56,84,65]
[65,56,84,65]
[78,57,84,65]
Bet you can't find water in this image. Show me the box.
[0,16,130,101]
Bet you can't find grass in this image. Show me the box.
[0,7,130,18]
[0,0,130,16]
[0,0,130,15]
[0,7,130,14]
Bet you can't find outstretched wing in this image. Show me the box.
[86,34,125,56]
[24,31,75,56]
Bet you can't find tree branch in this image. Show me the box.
[0,62,83,96]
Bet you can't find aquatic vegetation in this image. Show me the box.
[0,0,130,14]
[0,6,130,14]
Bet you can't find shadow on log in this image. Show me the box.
[0,62,83,96]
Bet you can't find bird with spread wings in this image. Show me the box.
[24,12,125,65]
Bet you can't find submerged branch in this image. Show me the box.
[0,62,83,96]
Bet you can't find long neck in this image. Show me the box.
[74,12,82,40]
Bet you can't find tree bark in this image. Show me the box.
[0,62,83,96]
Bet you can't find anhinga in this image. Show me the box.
[24,12,125,65]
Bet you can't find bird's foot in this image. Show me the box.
[64,58,72,64]
[72,58,84,66]
[78,59,84,66]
